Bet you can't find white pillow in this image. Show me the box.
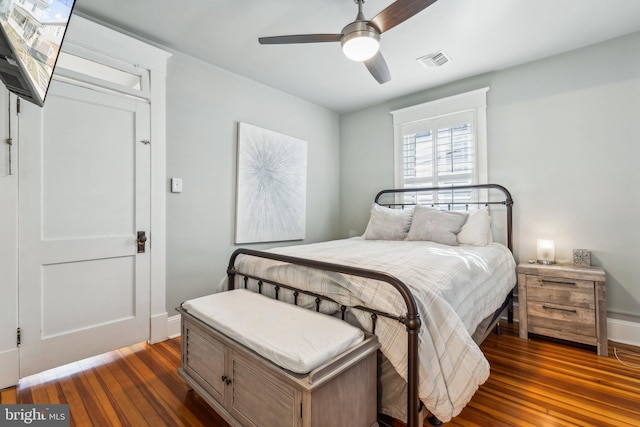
[363,204,413,240]
[406,205,467,246]
[457,208,491,246]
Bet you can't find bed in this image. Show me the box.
[190,184,516,426]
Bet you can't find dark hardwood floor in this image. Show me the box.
[2,322,639,426]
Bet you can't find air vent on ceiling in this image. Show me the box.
[417,50,451,68]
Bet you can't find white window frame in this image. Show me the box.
[54,49,149,100]
[391,87,489,189]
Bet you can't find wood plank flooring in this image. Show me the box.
[2,323,639,426]
[450,325,640,427]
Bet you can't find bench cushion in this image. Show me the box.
[182,289,365,374]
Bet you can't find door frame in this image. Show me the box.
[0,90,19,389]
[0,13,170,389]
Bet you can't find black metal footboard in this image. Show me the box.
[226,184,515,426]
[227,248,423,427]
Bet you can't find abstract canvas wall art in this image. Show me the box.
[235,123,307,244]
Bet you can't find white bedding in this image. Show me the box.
[182,289,364,374]
[226,237,517,422]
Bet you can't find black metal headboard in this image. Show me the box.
[374,184,514,252]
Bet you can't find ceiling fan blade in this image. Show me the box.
[259,34,342,44]
[364,52,391,84]
[369,0,438,34]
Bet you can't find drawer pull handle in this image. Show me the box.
[542,305,577,314]
[541,279,576,286]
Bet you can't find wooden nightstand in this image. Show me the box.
[517,263,607,356]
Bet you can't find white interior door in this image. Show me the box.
[18,80,151,377]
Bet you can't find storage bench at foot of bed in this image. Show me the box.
[178,292,380,427]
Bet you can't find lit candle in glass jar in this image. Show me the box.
[537,239,555,265]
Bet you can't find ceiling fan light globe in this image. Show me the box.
[342,34,379,61]
[340,21,380,62]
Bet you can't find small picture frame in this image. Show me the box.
[573,249,591,267]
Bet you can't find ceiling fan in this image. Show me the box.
[258,0,438,84]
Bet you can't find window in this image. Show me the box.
[55,51,148,97]
[402,118,474,187]
[391,88,488,207]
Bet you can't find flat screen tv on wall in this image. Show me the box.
[0,0,75,107]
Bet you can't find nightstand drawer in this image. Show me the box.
[527,300,596,337]
[526,275,595,309]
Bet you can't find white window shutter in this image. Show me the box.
[392,88,489,203]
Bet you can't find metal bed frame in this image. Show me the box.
[226,184,514,427]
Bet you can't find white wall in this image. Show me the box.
[165,52,341,314]
[339,31,640,324]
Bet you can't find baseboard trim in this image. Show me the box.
[150,312,168,344]
[168,314,181,339]
[607,318,640,347]
[0,348,19,390]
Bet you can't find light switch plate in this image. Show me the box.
[171,178,183,193]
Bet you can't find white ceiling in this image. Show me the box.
[74,0,640,113]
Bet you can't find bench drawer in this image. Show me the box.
[179,309,379,427]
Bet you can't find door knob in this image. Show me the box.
[137,231,147,253]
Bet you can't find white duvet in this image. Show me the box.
[228,237,517,422]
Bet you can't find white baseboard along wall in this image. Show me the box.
[168,314,181,339]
